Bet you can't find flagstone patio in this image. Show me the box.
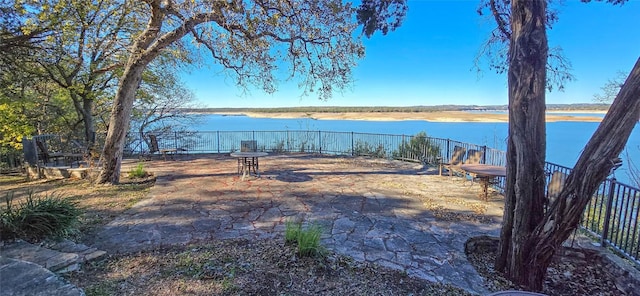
[89,154,505,294]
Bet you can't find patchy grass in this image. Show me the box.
[66,239,472,296]
[0,174,26,186]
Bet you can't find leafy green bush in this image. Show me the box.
[353,141,387,158]
[0,191,82,242]
[392,131,441,163]
[128,163,148,178]
[284,220,324,257]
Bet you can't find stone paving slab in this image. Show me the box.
[1,241,80,273]
[0,256,85,296]
[90,154,504,294]
[0,239,108,295]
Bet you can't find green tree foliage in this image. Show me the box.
[0,102,34,149]
[392,131,440,163]
[357,0,407,37]
[1,0,140,145]
[1,0,200,152]
[0,0,56,147]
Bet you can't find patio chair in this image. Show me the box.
[546,170,567,210]
[35,138,65,165]
[463,149,485,183]
[465,149,484,164]
[439,146,467,177]
[148,134,178,160]
[240,140,257,152]
[238,140,258,174]
[71,139,88,153]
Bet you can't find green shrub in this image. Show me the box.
[392,131,441,163]
[0,191,82,242]
[284,220,324,257]
[353,141,387,158]
[128,163,148,178]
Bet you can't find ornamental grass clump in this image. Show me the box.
[284,220,301,243]
[284,220,324,257]
[0,190,82,242]
[128,163,148,178]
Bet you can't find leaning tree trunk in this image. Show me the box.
[94,1,192,184]
[525,57,640,290]
[95,61,148,184]
[496,0,548,288]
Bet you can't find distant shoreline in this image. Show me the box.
[210,110,606,123]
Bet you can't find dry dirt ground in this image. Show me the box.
[0,164,629,295]
[467,242,628,296]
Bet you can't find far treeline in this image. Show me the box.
[185,103,610,113]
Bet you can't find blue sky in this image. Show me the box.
[182,1,640,108]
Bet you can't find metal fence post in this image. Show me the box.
[174,131,178,150]
[351,132,354,156]
[217,131,220,154]
[601,178,617,246]
[446,139,451,162]
[318,130,322,154]
[482,145,487,164]
[398,134,409,158]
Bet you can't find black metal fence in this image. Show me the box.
[126,130,506,164]
[584,177,640,263]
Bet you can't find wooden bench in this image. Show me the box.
[35,138,84,167]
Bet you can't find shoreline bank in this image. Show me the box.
[210,110,605,123]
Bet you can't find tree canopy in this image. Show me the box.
[94,0,407,183]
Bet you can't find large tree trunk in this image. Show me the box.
[69,92,95,146]
[526,57,640,289]
[94,1,188,184]
[82,98,95,147]
[95,61,148,184]
[496,0,548,289]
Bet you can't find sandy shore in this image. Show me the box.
[216,111,605,123]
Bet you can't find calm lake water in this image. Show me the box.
[189,114,640,186]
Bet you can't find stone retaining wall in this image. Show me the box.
[25,165,93,180]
